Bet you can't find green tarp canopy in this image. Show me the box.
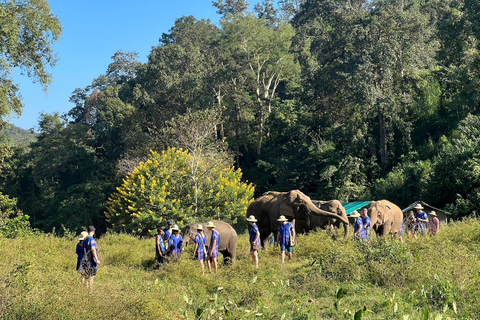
[341,201,371,215]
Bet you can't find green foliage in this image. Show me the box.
[0,0,62,118]
[106,148,254,235]
[0,192,33,238]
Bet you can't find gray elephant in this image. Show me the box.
[183,220,237,265]
[368,200,403,238]
[310,200,350,239]
[246,190,350,248]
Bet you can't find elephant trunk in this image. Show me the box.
[343,222,349,240]
[308,204,349,225]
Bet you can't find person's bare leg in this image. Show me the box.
[281,250,285,263]
[207,258,212,272]
[200,260,205,275]
[213,258,218,274]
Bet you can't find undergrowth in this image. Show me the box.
[1,218,480,319]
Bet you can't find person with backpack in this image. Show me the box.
[76,231,88,282]
[193,224,207,275]
[155,227,166,267]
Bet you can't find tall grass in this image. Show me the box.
[1,218,480,319]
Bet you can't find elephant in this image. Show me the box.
[183,220,237,265]
[246,190,350,248]
[368,200,403,238]
[310,200,350,239]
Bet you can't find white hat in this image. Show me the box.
[205,221,216,228]
[428,211,437,216]
[246,215,257,222]
[277,215,288,222]
[414,204,424,210]
[172,224,180,231]
[196,224,204,230]
[78,231,88,240]
[350,210,360,218]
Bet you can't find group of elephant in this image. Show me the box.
[182,190,403,263]
[246,190,403,249]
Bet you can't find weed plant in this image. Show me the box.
[1,218,480,319]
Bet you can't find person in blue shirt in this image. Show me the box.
[351,211,367,240]
[276,215,296,263]
[76,231,88,284]
[82,225,100,290]
[361,208,371,240]
[193,224,207,275]
[155,227,166,267]
[206,221,220,274]
[414,204,428,235]
[247,215,260,269]
[168,225,183,260]
[163,220,173,244]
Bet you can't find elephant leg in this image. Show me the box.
[383,222,392,236]
[261,233,272,250]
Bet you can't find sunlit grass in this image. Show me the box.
[1,218,480,319]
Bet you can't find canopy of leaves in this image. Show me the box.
[106,148,254,235]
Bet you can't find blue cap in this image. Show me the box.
[167,220,173,225]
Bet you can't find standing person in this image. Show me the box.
[193,224,206,275]
[82,225,100,290]
[168,225,183,260]
[163,221,173,244]
[276,215,296,263]
[247,215,260,269]
[414,204,428,235]
[405,210,417,238]
[361,208,371,240]
[155,227,166,267]
[76,231,88,283]
[206,221,220,274]
[351,211,367,240]
[428,211,440,236]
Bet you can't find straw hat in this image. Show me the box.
[246,215,257,222]
[428,211,437,216]
[171,224,180,231]
[78,231,88,240]
[196,224,204,230]
[350,210,360,218]
[205,221,216,228]
[414,204,424,210]
[277,215,288,222]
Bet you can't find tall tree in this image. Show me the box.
[0,0,62,126]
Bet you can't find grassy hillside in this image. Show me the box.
[1,219,480,319]
[3,124,36,147]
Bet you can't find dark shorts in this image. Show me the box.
[281,245,293,253]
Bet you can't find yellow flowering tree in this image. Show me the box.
[105,147,254,235]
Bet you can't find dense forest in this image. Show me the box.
[1,0,480,234]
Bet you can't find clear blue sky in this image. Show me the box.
[10,0,259,130]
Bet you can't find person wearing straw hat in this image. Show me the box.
[247,215,260,269]
[428,211,440,236]
[155,227,166,268]
[276,215,296,263]
[414,204,428,235]
[82,225,100,290]
[350,211,367,240]
[193,224,207,275]
[76,231,88,273]
[168,224,183,259]
[206,221,220,274]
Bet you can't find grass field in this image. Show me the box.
[1,218,480,319]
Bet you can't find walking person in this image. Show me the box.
[193,224,207,275]
[405,210,417,238]
[276,215,296,263]
[414,204,428,235]
[163,221,173,244]
[76,231,88,283]
[428,211,440,236]
[247,215,260,269]
[82,225,100,290]
[168,225,183,261]
[206,221,220,274]
[155,227,166,268]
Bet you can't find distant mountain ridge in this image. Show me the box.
[2,124,37,147]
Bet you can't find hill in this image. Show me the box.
[1,219,479,319]
[2,124,37,148]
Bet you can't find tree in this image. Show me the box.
[213,0,250,18]
[0,0,62,123]
[106,148,254,235]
